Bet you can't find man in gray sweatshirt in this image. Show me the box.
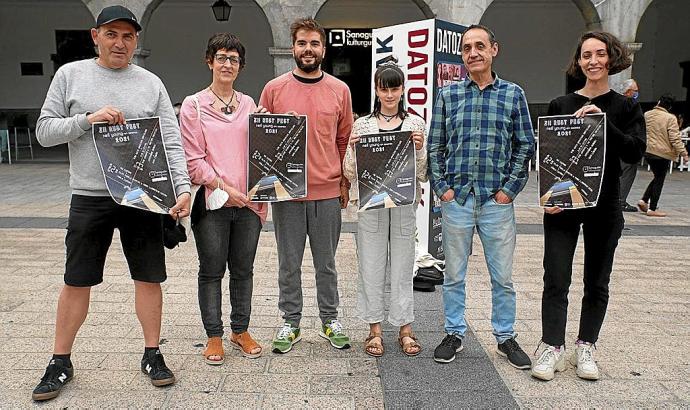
[31,6,191,401]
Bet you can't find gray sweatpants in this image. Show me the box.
[272,198,341,326]
[356,205,415,326]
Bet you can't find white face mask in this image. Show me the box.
[206,187,229,210]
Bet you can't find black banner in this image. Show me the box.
[356,130,415,211]
[247,114,307,202]
[93,117,176,213]
[538,113,606,208]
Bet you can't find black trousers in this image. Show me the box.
[641,155,670,211]
[194,207,262,336]
[541,206,624,346]
[618,160,637,204]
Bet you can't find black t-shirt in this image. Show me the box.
[292,72,324,84]
[546,90,646,208]
[379,123,403,132]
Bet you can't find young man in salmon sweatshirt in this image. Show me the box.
[259,17,354,353]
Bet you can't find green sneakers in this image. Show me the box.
[272,319,350,353]
[319,319,351,349]
[272,322,301,354]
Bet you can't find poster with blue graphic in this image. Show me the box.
[93,117,176,214]
[538,113,606,208]
[356,130,415,211]
[247,114,307,202]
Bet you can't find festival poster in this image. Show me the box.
[247,114,307,202]
[92,117,176,214]
[356,130,415,211]
[538,113,606,208]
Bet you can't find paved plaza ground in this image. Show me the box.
[1,162,688,408]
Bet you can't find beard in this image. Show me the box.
[294,51,322,73]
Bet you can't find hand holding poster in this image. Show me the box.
[356,130,415,211]
[538,113,606,208]
[247,114,307,202]
[93,117,176,213]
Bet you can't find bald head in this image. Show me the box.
[621,79,639,98]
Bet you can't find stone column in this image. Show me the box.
[597,0,651,92]
[426,0,493,25]
[609,42,642,93]
[269,47,294,77]
[83,0,149,23]
[255,0,323,79]
[83,0,153,67]
[131,48,151,67]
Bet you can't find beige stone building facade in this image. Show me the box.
[0,0,687,159]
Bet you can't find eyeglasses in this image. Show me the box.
[214,54,241,65]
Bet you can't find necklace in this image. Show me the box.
[379,112,399,122]
[208,87,236,115]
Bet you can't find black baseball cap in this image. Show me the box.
[96,5,142,32]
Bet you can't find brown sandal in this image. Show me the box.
[229,331,263,359]
[203,336,225,365]
[365,333,384,357]
[399,331,421,357]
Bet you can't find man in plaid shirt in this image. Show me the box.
[428,25,535,369]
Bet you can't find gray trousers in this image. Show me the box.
[272,198,341,326]
[619,160,637,204]
[356,205,416,327]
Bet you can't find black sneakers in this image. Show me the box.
[433,334,463,363]
[497,337,531,369]
[622,202,638,212]
[141,349,176,387]
[32,358,74,401]
[32,351,173,400]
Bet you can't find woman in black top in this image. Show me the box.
[531,32,646,382]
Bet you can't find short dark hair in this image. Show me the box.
[461,24,497,46]
[658,93,675,110]
[371,56,407,121]
[290,17,326,45]
[567,31,631,78]
[205,33,246,69]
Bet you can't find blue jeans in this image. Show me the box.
[193,206,262,337]
[441,193,517,343]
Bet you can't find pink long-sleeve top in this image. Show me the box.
[180,89,267,224]
[259,72,353,200]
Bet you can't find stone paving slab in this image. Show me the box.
[1,163,690,408]
[1,229,689,408]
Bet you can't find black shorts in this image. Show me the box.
[65,195,167,286]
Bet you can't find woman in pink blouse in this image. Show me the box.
[179,33,266,365]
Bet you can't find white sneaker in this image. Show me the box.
[570,342,599,380]
[531,344,566,381]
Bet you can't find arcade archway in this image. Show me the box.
[143,0,274,103]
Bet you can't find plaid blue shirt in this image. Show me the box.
[427,73,535,206]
